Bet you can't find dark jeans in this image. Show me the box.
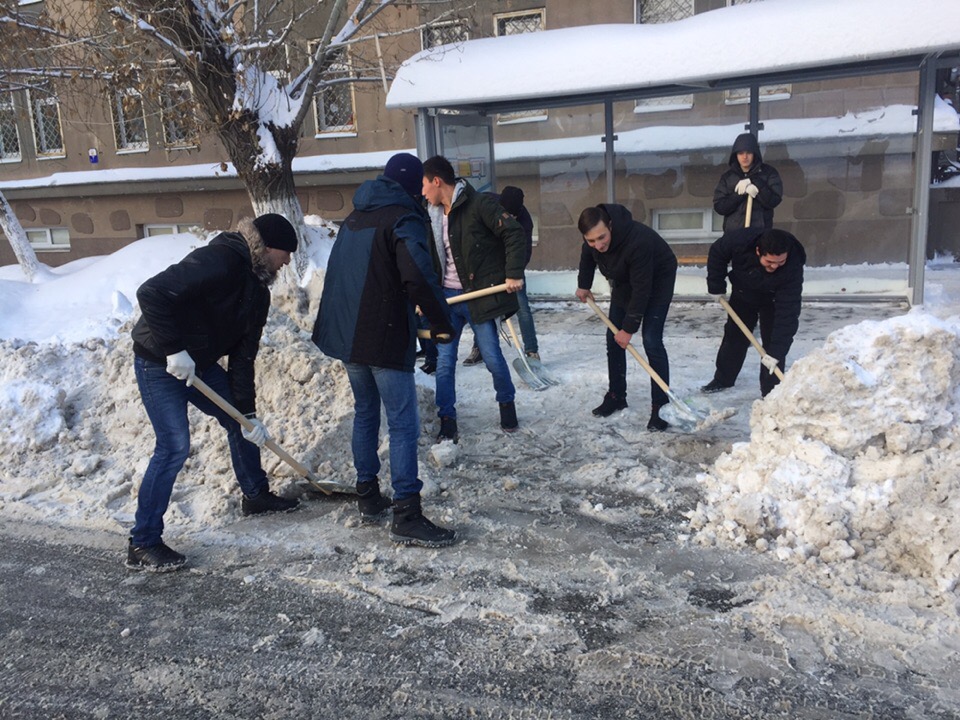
[607,301,671,408]
[131,357,268,547]
[712,294,787,397]
[417,314,437,365]
[471,280,538,355]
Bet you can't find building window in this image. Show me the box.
[635,1,694,113]
[111,85,149,152]
[0,93,22,162]
[26,227,71,251]
[311,45,356,135]
[160,80,199,148]
[422,20,469,50]
[28,88,65,157]
[143,223,197,237]
[494,10,546,124]
[651,207,722,242]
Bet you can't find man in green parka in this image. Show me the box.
[421,155,527,442]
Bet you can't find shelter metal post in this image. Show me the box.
[603,100,616,203]
[746,84,763,135]
[415,109,438,159]
[909,56,936,305]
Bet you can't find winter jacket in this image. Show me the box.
[706,226,805,358]
[313,176,454,372]
[485,191,534,269]
[713,133,783,232]
[577,204,678,334]
[132,232,270,415]
[427,180,527,324]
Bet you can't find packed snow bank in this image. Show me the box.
[690,311,960,594]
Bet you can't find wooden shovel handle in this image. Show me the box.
[745,193,753,229]
[717,297,786,381]
[191,377,332,494]
[446,283,508,305]
[584,297,671,395]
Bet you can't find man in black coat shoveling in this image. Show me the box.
[127,213,301,571]
[702,226,805,398]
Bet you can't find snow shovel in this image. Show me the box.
[718,193,786,381]
[584,297,707,430]
[501,316,559,389]
[190,377,356,496]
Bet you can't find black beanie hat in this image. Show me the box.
[252,213,298,252]
[384,152,424,198]
[500,186,524,217]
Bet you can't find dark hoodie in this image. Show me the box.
[577,204,678,334]
[313,175,454,372]
[131,228,271,415]
[713,133,783,232]
[706,226,805,359]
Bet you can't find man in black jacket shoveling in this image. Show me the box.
[127,214,301,571]
[701,226,805,398]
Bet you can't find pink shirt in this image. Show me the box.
[441,213,462,290]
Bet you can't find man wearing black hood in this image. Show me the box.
[575,204,678,431]
[702,227,805,397]
[714,132,783,232]
[128,213,301,571]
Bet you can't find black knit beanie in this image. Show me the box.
[252,213,298,252]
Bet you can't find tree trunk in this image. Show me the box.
[0,190,43,283]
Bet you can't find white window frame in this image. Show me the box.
[651,207,722,243]
[421,20,470,50]
[494,9,547,125]
[724,84,792,105]
[27,88,65,158]
[160,80,199,149]
[110,85,149,153]
[26,227,71,252]
[143,223,197,237]
[310,43,357,137]
[0,93,22,163]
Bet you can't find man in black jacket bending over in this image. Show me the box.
[128,213,301,571]
[701,227,805,398]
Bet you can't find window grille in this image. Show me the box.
[28,89,64,156]
[422,21,469,49]
[0,94,21,161]
[112,86,149,151]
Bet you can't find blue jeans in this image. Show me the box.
[515,283,539,354]
[345,363,422,501]
[132,357,268,547]
[607,301,671,408]
[436,287,516,419]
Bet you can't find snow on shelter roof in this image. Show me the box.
[386,0,960,112]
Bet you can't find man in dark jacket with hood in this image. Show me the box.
[575,204,678,431]
[314,153,458,548]
[128,213,301,571]
[714,133,783,232]
[421,155,527,441]
[702,227,805,397]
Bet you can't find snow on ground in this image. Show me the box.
[2,222,960,708]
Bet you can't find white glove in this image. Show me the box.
[242,415,270,447]
[735,178,751,195]
[709,292,727,303]
[760,354,780,374]
[165,350,196,386]
[745,183,759,199]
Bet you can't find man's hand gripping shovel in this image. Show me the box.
[190,377,356,496]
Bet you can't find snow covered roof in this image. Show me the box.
[386,0,960,111]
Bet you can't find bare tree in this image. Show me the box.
[1,0,457,280]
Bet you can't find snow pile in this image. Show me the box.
[690,311,960,593]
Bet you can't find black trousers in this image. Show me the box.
[712,294,787,397]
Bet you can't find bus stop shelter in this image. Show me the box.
[386,0,960,303]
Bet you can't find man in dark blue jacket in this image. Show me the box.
[576,204,678,431]
[313,153,457,548]
[128,213,301,571]
[702,227,805,397]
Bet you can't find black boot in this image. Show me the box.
[357,478,391,524]
[700,378,732,394]
[390,495,457,548]
[647,402,670,432]
[437,416,459,443]
[241,490,301,516]
[462,346,483,366]
[499,401,518,432]
[592,392,627,417]
[126,539,186,572]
